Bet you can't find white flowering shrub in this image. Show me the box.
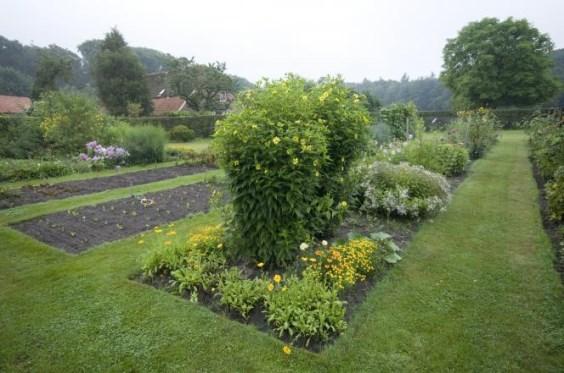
[358,161,451,219]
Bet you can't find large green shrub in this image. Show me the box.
[169,125,196,142]
[357,161,451,219]
[108,123,167,164]
[0,116,44,159]
[400,141,469,177]
[546,166,564,222]
[214,76,370,265]
[447,108,498,159]
[378,102,423,141]
[33,91,109,155]
[528,114,564,179]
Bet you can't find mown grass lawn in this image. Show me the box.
[167,138,212,153]
[0,131,562,372]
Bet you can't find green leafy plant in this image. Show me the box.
[378,102,423,141]
[109,123,167,164]
[214,75,370,265]
[217,268,267,319]
[358,161,451,219]
[528,114,564,179]
[34,91,109,155]
[169,125,196,142]
[264,269,346,345]
[447,108,498,159]
[400,141,469,176]
[546,166,564,222]
[0,158,93,182]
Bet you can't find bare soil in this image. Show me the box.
[0,164,215,210]
[12,183,213,254]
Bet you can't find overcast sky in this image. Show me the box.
[1,0,563,82]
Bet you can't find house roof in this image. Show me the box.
[152,96,186,115]
[0,95,32,114]
[146,71,169,98]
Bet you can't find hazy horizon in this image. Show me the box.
[1,0,563,83]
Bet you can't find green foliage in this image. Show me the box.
[34,91,108,155]
[0,158,92,182]
[378,102,422,140]
[358,161,451,219]
[31,52,72,99]
[546,166,564,222]
[528,114,564,179]
[440,17,559,108]
[168,58,234,111]
[0,116,44,158]
[141,244,186,277]
[349,75,453,111]
[214,75,370,265]
[0,66,33,96]
[109,123,167,164]
[447,108,498,159]
[170,250,226,297]
[264,269,347,345]
[169,125,196,142]
[217,268,267,319]
[92,28,152,116]
[400,142,469,176]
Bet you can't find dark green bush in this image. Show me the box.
[0,159,92,182]
[378,102,423,140]
[0,116,44,158]
[528,114,564,179]
[447,108,498,159]
[546,166,564,222]
[109,123,167,164]
[214,76,370,265]
[169,125,196,142]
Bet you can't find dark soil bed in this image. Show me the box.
[0,164,215,210]
[531,162,564,282]
[133,169,471,352]
[12,183,213,254]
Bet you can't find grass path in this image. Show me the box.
[0,131,562,372]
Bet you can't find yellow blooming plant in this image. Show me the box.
[305,238,379,290]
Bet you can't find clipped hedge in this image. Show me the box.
[126,115,221,138]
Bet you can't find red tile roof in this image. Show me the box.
[0,95,32,114]
[152,96,186,115]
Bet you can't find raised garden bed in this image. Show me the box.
[0,164,215,210]
[12,183,213,254]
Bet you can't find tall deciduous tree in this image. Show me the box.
[168,58,233,111]
[92,28,152,116]
[31,52,72,99]
[440,17,559,108]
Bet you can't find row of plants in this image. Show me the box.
[528,113,564,222]
[141,224,402,348]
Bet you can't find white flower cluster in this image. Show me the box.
[359,161,451,219]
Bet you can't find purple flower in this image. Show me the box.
[85,141,98,150]
[79,153,89,161]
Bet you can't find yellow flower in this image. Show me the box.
[273,274,282,283]
[217,243,223,249]
[166,231,177,236]
[257,262,265,268]
[137,240,144,245]
[164,240,172,245]
[292,158,299,165]
[154,229,163,233]
[282,345,292,355]
[272,137,281,145]
[267,283,274,292]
